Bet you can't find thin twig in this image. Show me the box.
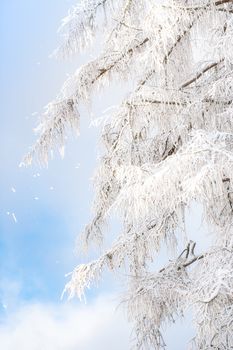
[182,254,204,268]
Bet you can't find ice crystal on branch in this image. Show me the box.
[26,0,233,348]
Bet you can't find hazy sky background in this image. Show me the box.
[0,1,210,348]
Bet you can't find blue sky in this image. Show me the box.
[0,0,94,304]
[0,1,210,348]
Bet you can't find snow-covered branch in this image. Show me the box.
[22,99,79,166]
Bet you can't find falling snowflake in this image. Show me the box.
[12,213,17,223]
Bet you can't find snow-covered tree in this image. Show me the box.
[24,0,233,348]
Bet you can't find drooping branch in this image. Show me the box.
[127,97,232,107]
[22,98,80,166]
[90,37,149,84]
[215,0,233,6]
[180,60,224,89]
[137,7,203,90]
[137,0,233,89]
[160,0,233,11]
[190,245,233,349]
[55,0,111,57]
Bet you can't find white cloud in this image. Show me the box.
[0,295,130,350]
